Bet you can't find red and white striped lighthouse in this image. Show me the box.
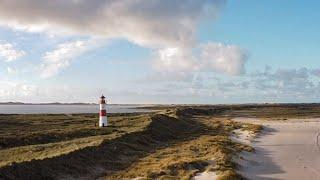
[99,95,107,127]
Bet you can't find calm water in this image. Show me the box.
[0,104,151,114]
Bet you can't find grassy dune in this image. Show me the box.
[0,104,319,179]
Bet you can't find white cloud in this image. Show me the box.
[252,68,315,94]
[0,0,239,77]
[153,47,197,72]
[152,43,248,76]
[0,42,25,62]
[0,81,37,99]
[0,81,78,103]
[40,40,96,78]
[2,67,320,103]
[200,43,247,75]
[0,0,249,78]
[0,0,225,48]
[137,66,320,103]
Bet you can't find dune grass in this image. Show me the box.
[0,113,151,168]
[96,116,258,180]
[3,104,318,179]
[0,113,151,149]
[0,110,261,179]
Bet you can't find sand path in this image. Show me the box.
[233,118,320,180]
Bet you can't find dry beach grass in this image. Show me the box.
[1,104,320,179]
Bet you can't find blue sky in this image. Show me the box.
[207,0,320,70]
[0,0,319,104]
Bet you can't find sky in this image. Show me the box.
[0,0,320,104]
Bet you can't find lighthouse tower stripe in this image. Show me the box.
[100,110,106,116]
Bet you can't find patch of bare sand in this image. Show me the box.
[192,171,217,180]
[191,160,217,180]
[230,128,255,145]
[233,118,320,180]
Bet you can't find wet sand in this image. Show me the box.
[234,118,320,180]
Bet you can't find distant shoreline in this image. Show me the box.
[0,104,155,114]
[0,102,98,105]
[0,102,151,106]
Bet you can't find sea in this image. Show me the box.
[0,104,152,114]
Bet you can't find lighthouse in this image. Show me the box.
[99,95,107,127]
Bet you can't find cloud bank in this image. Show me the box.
[0,0,224,48]
[142,67,320,103]
[0,0,248,77]
[153,43,248,76]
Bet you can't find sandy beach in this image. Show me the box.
[234,118,320,180]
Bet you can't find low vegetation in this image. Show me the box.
[0,113,150,149]
[1,104,319,179]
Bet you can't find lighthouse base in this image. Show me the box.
[99,116,108,127]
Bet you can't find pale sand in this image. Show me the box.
[192,171,217,180]
[230,128,255,145]
[191,160,217,180]
[233,118,320,180]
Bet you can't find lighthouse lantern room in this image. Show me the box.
[99,95,108,127]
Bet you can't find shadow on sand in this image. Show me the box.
[237,126,285,180]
